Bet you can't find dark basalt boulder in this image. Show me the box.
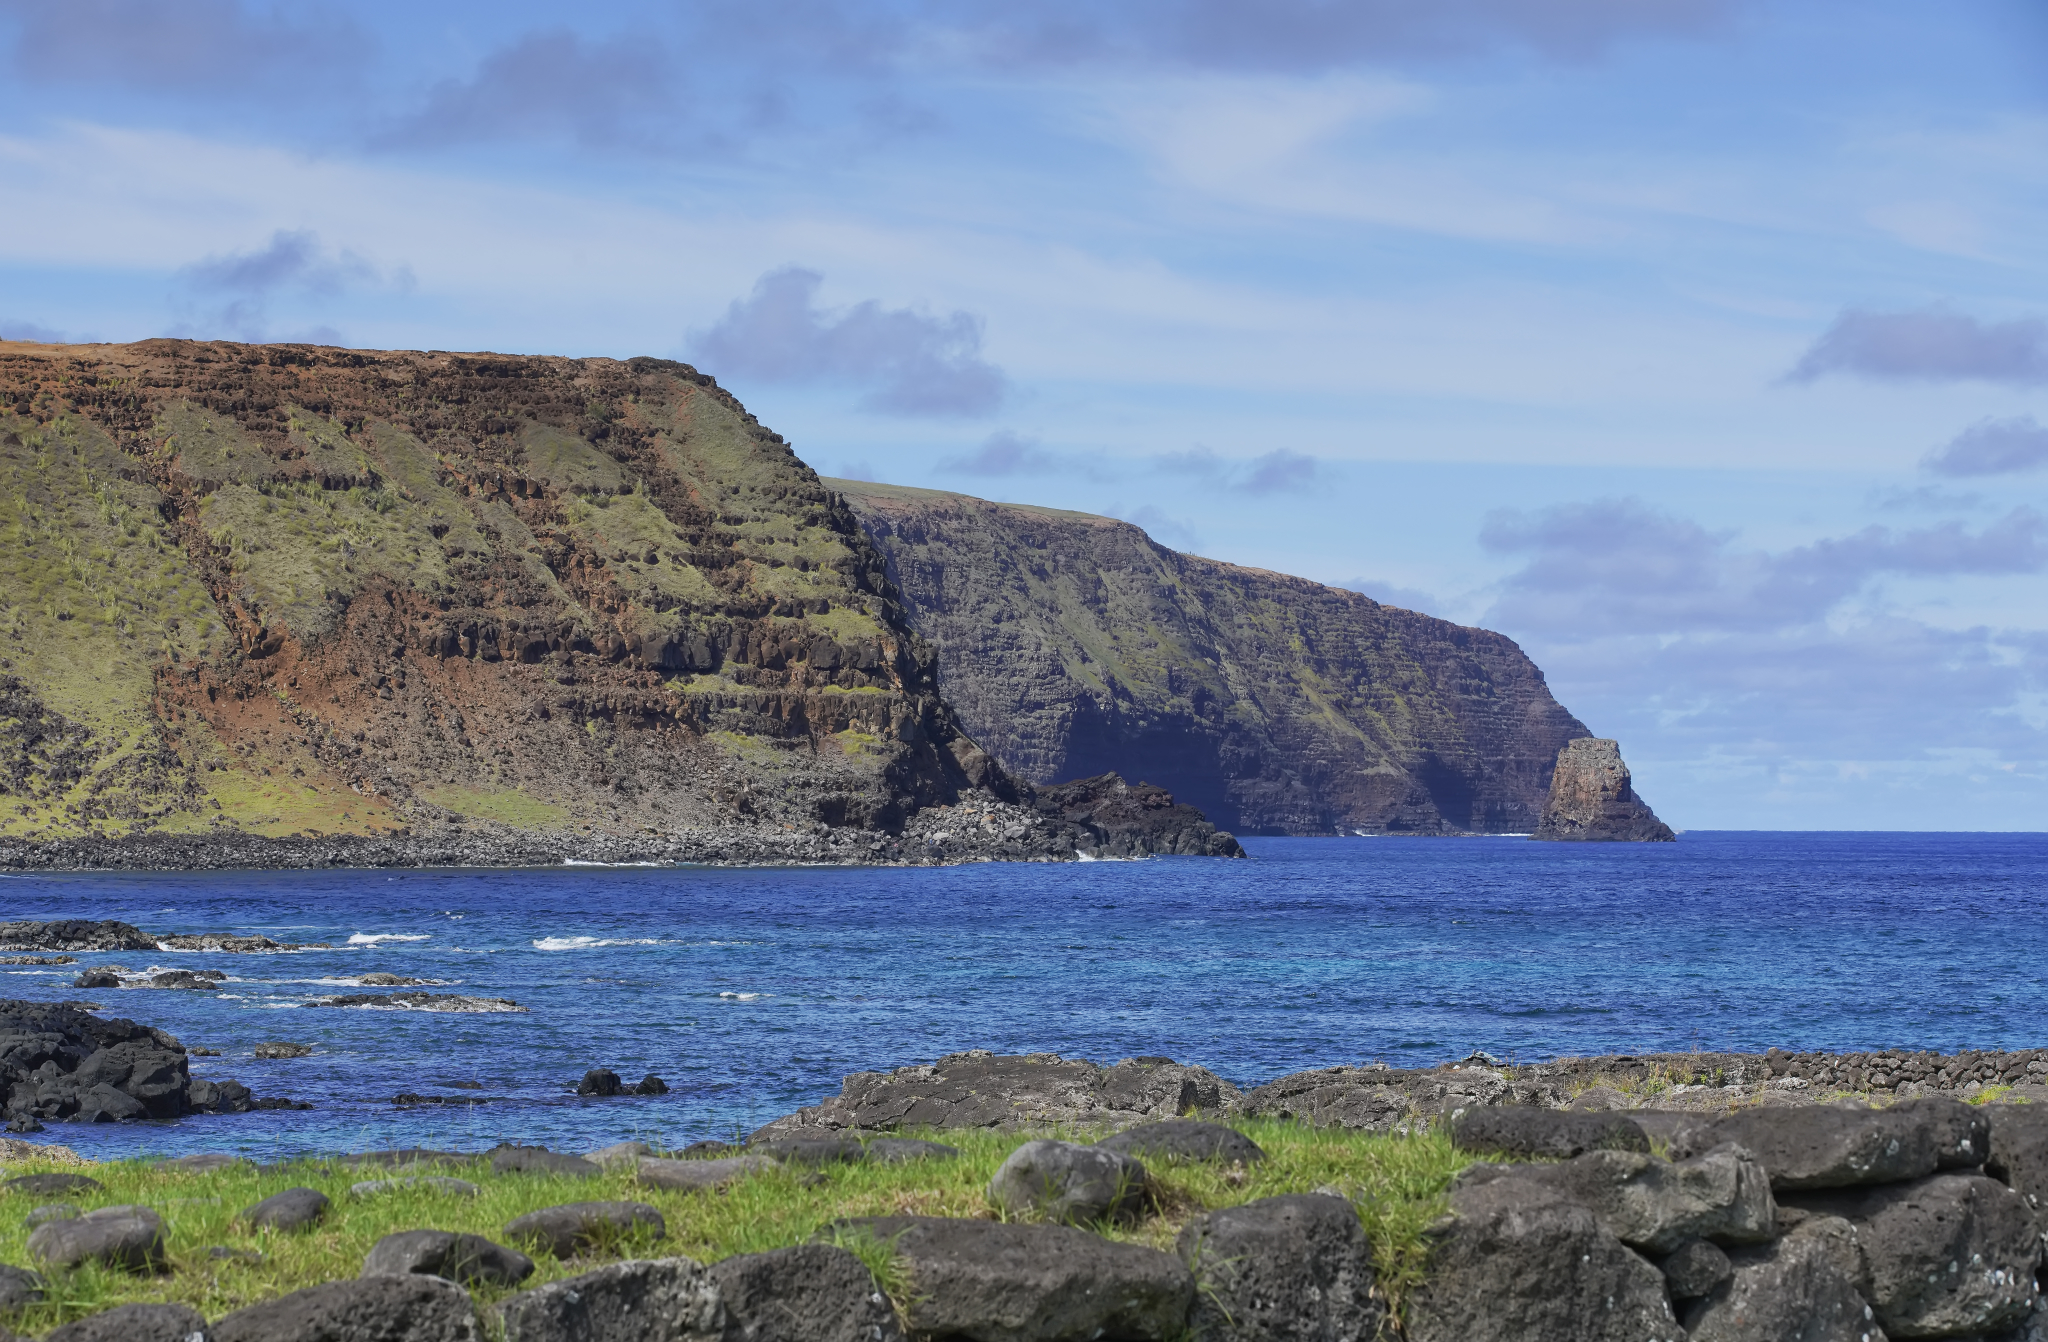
[253,1041,313,1059]
[635,1155,777,1192]
[1683,1216,1879,1342]
[148,969,221,990]
[42,1302,212,1342]
[1779,1173,2042,1338]
[1454,1144,1775,1253]
[363,1229,536,1287]
[26,1205,169,1273]
[212,1274,480,1342]
[0,920,158,953]
[707,1244,907,1342]
[241,1187,330,1232]
[1670,1097,1985,1190]
[986,1139,1150,1226]
[1242,1062,1522,1132]
[1986,1102,2048,1213]
[1532,738,1674,842]
[3,1172,102,1197]
[1026,774,1245,858]
[1657,1237,1733,1301]
[1450,1106,1650,1159]
[578,1068,623,1097]
[1098,1120,1266,1165]
[867,1137,960,1164]
[1406,1179,1684,1342]
[491,1145,603,1178]
[0,1263,44,1308]
[1176,1194,1385,1342]
[497,1258,721,1342]
[752,1050,1240,1139]
[0,998,280,1125]
[504,1201,667,1258]
[828,1216,1194,1342]
[71,969,122,989]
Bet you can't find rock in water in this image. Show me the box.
[1532,738,1675,842]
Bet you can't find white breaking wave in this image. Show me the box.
[718,991,767,1001]
[532,935,661,951]
[347,933,432,946]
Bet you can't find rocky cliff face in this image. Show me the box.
[0,339,1221,864]
[830,481,1592,835]
[1533,738,1674,842]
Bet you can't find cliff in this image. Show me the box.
[0,338,1229,865]
[829,481,1592,835]
[1532,738,1674,842]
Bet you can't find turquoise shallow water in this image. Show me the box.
[3,831,2044,1161]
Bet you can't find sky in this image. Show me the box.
[1,0,2045,830]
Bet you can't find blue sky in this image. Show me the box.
[2,0,2045,830]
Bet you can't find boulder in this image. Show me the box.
[0,920,158,952]
[0,1263,43,1307]
[1241,1064,1514,1132]
[1780,1173,2042,1338]
[241,1187,330,1231]
[27,1204,168,1273]
[253,1042,313,1059]
[1455,1143,1775,1253]
[163,1152,244,1172]
[76,1082,148,1121]
[41,1302,212,1342]
[1176,1194,1384,1342]
[1099,1120,1266,1165]
[706,1244,906,1342]
[1450,1107,1650,1159]
[637,1155,777,1193]
[637,1075,669,1095]
[4,1172,101,1196]
[38,1311,210,1335]
[1683,1216,1882,1342]
[496,1257,722,1342]
[1531,738,1675,842]
[587,1140,653,1169]
[212,1273,481,1342]
[25,1203,78,1228]
[504,1200,667,1258]
[363,1229,536,1287]
[829,1216,1194,1342]
[1405,1179,1685,1342]
[1987,1104,2048,1213]
[867,1138,959,1164]
[72,969,121,989]
[752,1051,1240,1139]
[1658,1237,1733,1300]
[986,1139,1150,1225]
[1671,1098,1984,1190]
[350,1176,480,1199]
[579,1069,624,1097]
[751,1136,866,1166]
[148,970,219,990]
[491,1145,603,1178]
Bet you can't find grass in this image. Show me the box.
[415,785,572,829]
[0,1120,1468,1333]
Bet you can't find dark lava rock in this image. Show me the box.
[1780,1172,2041,1337]
[359,973,430,986]
[753,1135,867,1166]
[162,1152,243,1172]
[1532,738,1675,842]
[496,1257,721,1342]
[1671,1097,1984,1190]
[71,969,122,989]
[25,1203,78,1228]
[578,1068,623,1097]
[987,1138,1150,1225]
[1450,1106,1650,1159]
[831,1216,1194,1342]
[1240,1062,1523,1132]
[681,1139,733,1158]
[1176,1193,1384,1342]
[362,1228,536,1287]
[311,992,524,1012]
[1685,1216,1878,1342]
[212,1274,480,1342]
[637,1074,668,1095]
[253,1041,313,1059]
[1,998,200,1124]
[3,1172,103,1197]
[1986,1102,2048,1213]
[148,969,220,990]
[41,1302,212,1342]
[27,1204,169,1273]
[1099,1120,1265,1165]
[1658,1238,1733,1301]
[635,1155,777,1192]
[504,1200,667,1258]
[1454,1144,1775,1252]
[491,1145,602,1178]
[241,1186,330,1231]
[0,920,158,953]
[1406,1179,1684,1342]
[1026,774,1246,858]
[866,1137,959,1164]
[753,1049,1240,1139]
[707,1244,907,1342]
[0,1263,44,1307]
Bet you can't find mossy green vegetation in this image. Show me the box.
[0,1121,1467,1333]
[415,785,572,828]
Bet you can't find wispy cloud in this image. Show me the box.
[172,229,408,342]
[1152,446,1322,495]
[691,267,1006,417]
[1787,306,2048,386]
[375,30,680,152]
[0,318,67,343]
[0,0,368,93]
[1923,416,2048,478]
[939,430,1056,476]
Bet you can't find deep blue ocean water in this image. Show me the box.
[3,831,2044,1162]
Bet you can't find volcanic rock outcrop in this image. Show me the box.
[829,480,1594,835]
[1533,737,1674,842]
[0,998,274,1126]
[0,339,1233,866]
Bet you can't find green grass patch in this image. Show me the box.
[0,1121,1467,1333]
[416,785,573,829]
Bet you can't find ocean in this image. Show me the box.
[4,830,2044,1161]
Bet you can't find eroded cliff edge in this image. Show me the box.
[0,339,1234,866]
[830,480,1592,835]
